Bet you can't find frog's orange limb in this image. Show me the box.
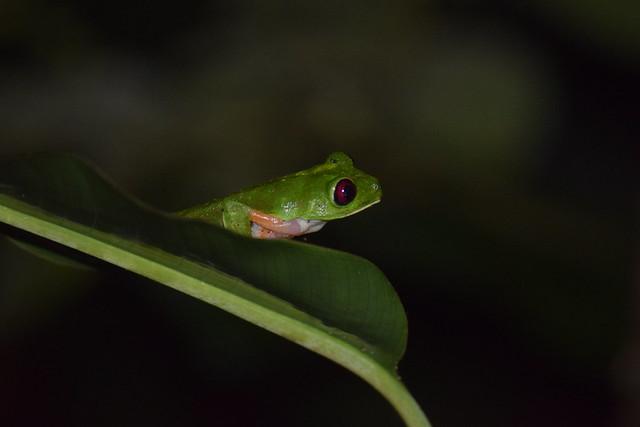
[249,210,302,237]
[249,209,326,239]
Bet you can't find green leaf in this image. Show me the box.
[0,154,431,427]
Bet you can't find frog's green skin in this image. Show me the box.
[178,152,382,239]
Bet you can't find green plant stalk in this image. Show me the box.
[0,197,431,427]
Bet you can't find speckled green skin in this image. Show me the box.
[178,152,382,237]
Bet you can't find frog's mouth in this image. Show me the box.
[249,209,326,239]
[336,198,381,219]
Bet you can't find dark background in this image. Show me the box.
[0,1,638,426]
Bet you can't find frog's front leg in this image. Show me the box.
[222,202,326,239]
[221,201,296,239]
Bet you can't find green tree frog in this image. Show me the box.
[178,152,382,239]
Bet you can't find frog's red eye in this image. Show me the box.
[334,179,356,206]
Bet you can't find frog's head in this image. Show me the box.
[303,152,382,220]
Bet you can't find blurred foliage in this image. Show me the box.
[0,1,637,426]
